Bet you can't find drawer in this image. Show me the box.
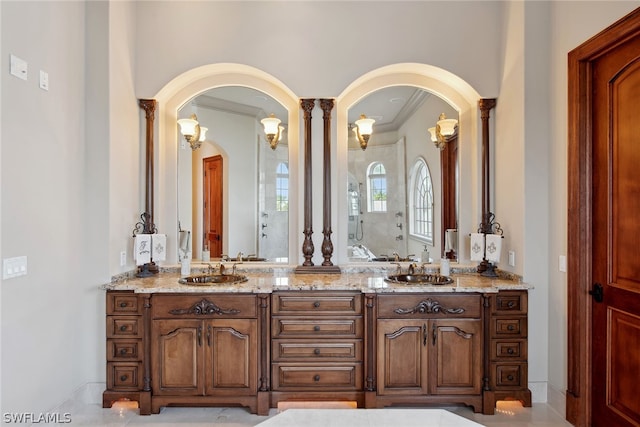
[377,294,482,319]
[107,292,142,314]
[272,364,362,390]
[273,292,362,315]
[106,362,143,390]
[491,340,526,360]
[492,292,527,315]
[493,363,527,389]
[151,294,256,319]
[107,316,143,338]
[272,317,363,338]
[107,339,143,361]
[272,339,363,362]
[491,317,527,337]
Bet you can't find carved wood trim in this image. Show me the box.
[168,298,240,316]
[320,99,336,268]
[143,295,152,393]
[258,294,270,392]
[393,298,465,315]
[138,99,156,225]
[364,294,376,391]
[300,99,316,267]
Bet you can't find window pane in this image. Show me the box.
[276,162,289,212]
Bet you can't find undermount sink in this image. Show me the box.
[179,274,248,285]
[225,257,266,262]
[384,273,453,285]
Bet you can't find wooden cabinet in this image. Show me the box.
[149,294,264,414]
[103,291,151,414]
[483,290,532,414]
[375,294,483,412]
[271,291,364,406]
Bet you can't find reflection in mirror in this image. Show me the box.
[347,87,458,263]
[177,86,289,262]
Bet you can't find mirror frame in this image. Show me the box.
[152,64,301,264]
[335,64,482,264]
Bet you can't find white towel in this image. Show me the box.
[152,234,167,262]
[134,234,152,266]
[470,233,485,261]
[485,234,502,263]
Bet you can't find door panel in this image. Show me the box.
[591,30,640,426]
[153,320,203,396]
[203,155,223,257]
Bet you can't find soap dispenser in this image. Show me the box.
[421,245,430,263]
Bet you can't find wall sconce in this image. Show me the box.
[428,113,458,150]
[177,114,208,150]
[261,113,284,150]
[353,114,375,150]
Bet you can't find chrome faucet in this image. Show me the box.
[236,251,244,262]
[392,252,400,262]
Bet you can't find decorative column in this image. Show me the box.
[320,99,339,271]
[299,99,316,268]
[139,99,156,228]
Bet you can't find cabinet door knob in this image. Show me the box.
[507,374,515,381]
[119,325,127,332]
[507,348,515,355]
[313,325,320,332]
[507,324,516,331]
[120,348,128,355]
[120,375,128,382]
[314,375,321,382]
[120,302,128,308]
[507,301,515,308]
[313,301,320,308]
[314,348,321,355]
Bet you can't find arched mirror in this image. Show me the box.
[346,86,459,263]
[177,86,289,262]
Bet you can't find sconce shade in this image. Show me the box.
[437,117,458,137]
[261,113,282,150]
[177,113,203,150]
[429,113,458,150]
[354,114,375,150]
[428,127,438,142]
[199,127,208,141]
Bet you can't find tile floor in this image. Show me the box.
[53,401,574,426]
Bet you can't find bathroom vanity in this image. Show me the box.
[102,267,531,416]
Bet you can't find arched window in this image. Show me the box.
[410,158,434,244]
[367,162,387,212]
[276,162,289,212]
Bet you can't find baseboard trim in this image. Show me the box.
[546,383,566,419]
[528,381,548,403]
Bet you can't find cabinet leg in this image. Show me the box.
[483,391,496,415]
[257,392,270,416]
[364,391,377,409]
[138,392,151,415]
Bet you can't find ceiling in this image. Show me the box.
[192,86,435,134]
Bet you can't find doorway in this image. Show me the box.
[203,155,223,257]
[567,7,640,427]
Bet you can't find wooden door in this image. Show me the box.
[441,136,458,259]
[590,27,640,427]
[152,319,204,396]
[203,155,223,257]
[430,319,482,395]
[377,320,428,395]
[204,319,257,396]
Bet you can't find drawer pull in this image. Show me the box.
[314,375,321,382]
[119,348,128,355]
[119,325,127,332]
[313,301,321,308]
[120,375,128,382]
[313,325,321,332]
[507,374,515,381]
[314,348,321,355]
[119,302,128,308]
[507,324,516,331]
[507,348,515,355]
[507,301,516,308]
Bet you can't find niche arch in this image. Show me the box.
[335,63,482,264]
[153,63,300,264]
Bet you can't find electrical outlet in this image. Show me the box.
[39,70,49,90]
[120,251,127,266]
[508,251,516,267]
[10,55,27,80]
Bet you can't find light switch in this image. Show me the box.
[559,255,567,272]
[3,256,28,280]
[508,251,515,267]
[10,55,28,81]
[39,70,49,90]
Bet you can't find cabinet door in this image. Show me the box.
[377,320,428,395]
[152,319,204,396]
[430,319,482,395]
[204,319,257,396]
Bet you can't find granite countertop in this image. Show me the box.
[104,262,530,294]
